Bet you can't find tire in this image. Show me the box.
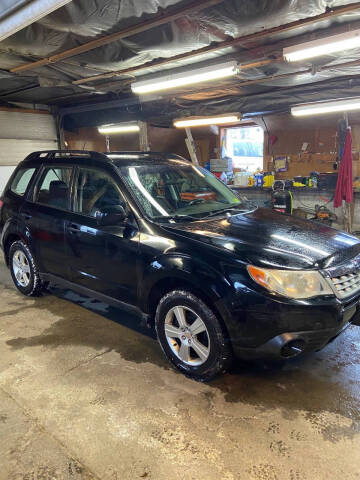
[155,290,232,381]
[9,240,44,297]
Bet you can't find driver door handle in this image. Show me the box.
[21,212,32,220]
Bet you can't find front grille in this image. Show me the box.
[328,271,360,299]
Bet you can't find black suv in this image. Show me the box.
[1,150,360,381]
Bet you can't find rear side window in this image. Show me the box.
[35,167,72,210]
[10,168,36,196]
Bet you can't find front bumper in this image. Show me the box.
[221,286,360,360]
[234,322,354,359]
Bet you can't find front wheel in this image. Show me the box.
[155,290,232,381]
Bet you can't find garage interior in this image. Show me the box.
[0,1,360,479]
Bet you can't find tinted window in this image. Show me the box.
[75,167,124,217]
[10,168,36,196]
[35,167,72,210]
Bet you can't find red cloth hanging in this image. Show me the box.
[334,128,353,208]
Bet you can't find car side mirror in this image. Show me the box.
[95,205,127,226]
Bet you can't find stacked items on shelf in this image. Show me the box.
[210,157,233,183]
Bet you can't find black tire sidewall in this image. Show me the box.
[9,241,39,296]
[156,290,229,380]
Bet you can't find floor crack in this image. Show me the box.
[0,385,102,480]
[63,347,113,375]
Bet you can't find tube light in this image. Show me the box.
[291,98,360,116]
[284,29,360,62]
[131,61,239,95]
[174,114,241,128]
[98,123,140,134]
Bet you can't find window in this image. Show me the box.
[224,126,264,172]
[75,168,124,217]
[118,163,241,220]
[10,168,36,196]
[35,167,72,210]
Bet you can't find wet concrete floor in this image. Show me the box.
[0,255,359,479]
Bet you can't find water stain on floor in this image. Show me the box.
[4,285,360,432]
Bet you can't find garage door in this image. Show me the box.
[0,109,58,193]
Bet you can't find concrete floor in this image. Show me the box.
[0,256,359,480]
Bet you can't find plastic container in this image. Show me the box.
[234,172,249,187]
[272,189,293,214]
[263,173,275,188]
[254,173,264,187]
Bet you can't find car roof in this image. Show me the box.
[21,150,191,167]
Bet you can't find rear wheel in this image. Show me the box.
[9,241,44,297]
[155,290,232,381]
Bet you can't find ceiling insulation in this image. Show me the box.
[1,0,360,126]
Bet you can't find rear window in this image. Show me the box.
[10,168,36,196]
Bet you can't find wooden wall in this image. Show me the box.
[64,125,218,166]
[258,112,360,179]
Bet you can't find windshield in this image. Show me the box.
[118,163,245,221]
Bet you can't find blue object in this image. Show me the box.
[255,173,264,187]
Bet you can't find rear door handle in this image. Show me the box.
[68,224,80,234]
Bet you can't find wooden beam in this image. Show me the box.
[185,128,198,165]
[10,0,225,74]
[72,1,360,86]
[139,121,150,151]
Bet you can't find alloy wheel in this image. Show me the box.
[164,305,210,366]
[12,250,31,287]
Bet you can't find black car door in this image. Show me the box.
[20,164,74,279]
[65,165,140,305]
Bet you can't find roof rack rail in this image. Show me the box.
[106,151,189,161]
[23,150,110,162]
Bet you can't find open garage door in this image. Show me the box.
[0,109,58,193]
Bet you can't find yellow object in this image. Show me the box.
[248,176,254,187]
[293,182,306,187]
[263,174,275,188]
[353,177,360,189]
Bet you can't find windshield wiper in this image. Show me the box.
[154,214,199,223]
[203,206,246,218]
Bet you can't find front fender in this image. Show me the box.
[138,253,234,323]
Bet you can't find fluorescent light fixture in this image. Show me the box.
[284,29,360,62]
[131,61,239,95]
[174,114,241,128]
[291,97,360,116]
[98,122,140,134]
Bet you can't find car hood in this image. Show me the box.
[162,208,360,270]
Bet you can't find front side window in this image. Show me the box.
[118,163,242,221]
[75,167,125,217]
[35,167,72,210]
[10,168,36,196]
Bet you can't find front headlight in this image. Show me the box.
[247,265,333,299]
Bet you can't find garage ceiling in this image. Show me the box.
[1,0,360,127]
